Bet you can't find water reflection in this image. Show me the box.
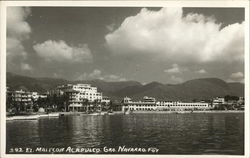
[7,120,39,148]
[6,113,244,155]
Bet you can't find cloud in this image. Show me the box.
[164,64,180,73]
[7,7,32,72]
[33,40,93,63]
[230,72,244,78]
[105,8,244,63]
[77,69,127,82]
[7,7,31,39]
[7,37,27,59]
[106,23,116,32]
[106,74,127,82]
[228,72,244,82]
[164,64,188,73]
[88,69,103,79]
[195,69,207,74]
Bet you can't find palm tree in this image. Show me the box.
[82,98,89,113]
[6,94,14,112]
[94,99,102,112]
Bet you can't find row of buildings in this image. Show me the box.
[6,84,244,112]
[122,96,244,112]
[7,88,47,104]
[122,96,212,112]
[6,84,111,112]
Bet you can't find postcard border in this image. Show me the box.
[0,1,249,158]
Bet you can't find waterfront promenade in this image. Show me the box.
[6,110,244,121]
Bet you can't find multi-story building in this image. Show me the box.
[11,90,32,104]
[122,96,212,112]
[238,97,245,110]
[102,96,111,104]
[7,90,33,111]
[212,97,225,108]
[7,89,48,106]
[49,84,71,97]
[54,84,104,111]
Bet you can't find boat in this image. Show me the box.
[124,109,132,115]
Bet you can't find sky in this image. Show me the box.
[6,7,245,84]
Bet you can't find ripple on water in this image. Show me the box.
[6,113,244,155]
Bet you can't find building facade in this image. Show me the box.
[9,90,32,104]
[122,96,212,112]
[53,84,107,111]
[7,89,33,111]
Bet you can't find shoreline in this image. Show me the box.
[6,110,244,119]
[131,110,244,114]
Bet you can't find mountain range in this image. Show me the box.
[7,72,244,101]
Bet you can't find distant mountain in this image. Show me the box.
[73,79,142,96]
[6,72,141,95]
[6,72,244,101]
[227,82,244,96]
[7,72,68,93]
[114,78,244,101]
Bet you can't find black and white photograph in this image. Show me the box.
[1,1,249,157]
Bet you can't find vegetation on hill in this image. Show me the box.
[7,72,244,101]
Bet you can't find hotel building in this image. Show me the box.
[7,89,33,111]
[8,89,32,104]
[52,84,106,111]
[7,89,48,104]
[122,96,212,112]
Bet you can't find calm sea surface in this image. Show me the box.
[6,113,244,155]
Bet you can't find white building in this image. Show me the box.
[68,84,102,102]
[212,97,225,108]
[122,96,212,112]
[102,96,111,104]
[56,84,103,111]
[8,89,32,105]
[31,92,39,101]
[31,92,47,101]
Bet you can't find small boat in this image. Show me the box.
[124,110,131,115]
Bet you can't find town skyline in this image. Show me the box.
[7,7,245,84]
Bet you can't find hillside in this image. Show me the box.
[112,78,244,101]
[6,72,244,101]
[6,72,141,95]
